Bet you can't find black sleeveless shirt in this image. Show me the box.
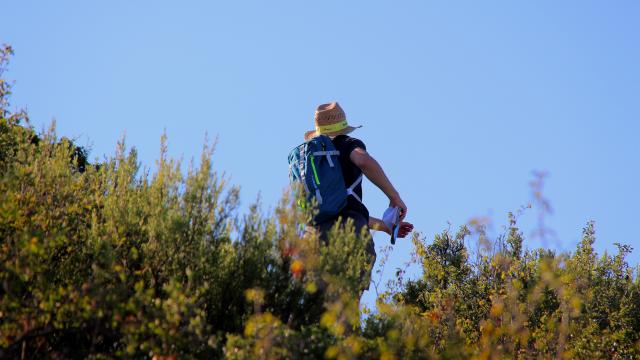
[331,135,369,220]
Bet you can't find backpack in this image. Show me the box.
[288,135,362,223]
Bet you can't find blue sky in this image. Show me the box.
[4,1,640,308]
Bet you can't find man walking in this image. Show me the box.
[304,102,414,291]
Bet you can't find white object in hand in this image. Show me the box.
[382,206,401,244]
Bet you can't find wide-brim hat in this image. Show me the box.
[304,102,362,141]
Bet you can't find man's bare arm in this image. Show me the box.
[369,216,391,234]
[350,147,407,219]
[369,216,414,238]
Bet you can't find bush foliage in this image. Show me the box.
[1,45,639,359]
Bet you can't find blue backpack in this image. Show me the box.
[288,135,362,223]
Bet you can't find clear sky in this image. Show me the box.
[4,1,640,309]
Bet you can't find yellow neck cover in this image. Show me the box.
[317,120,348,134]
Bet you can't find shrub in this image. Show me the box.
[1,45,638,359]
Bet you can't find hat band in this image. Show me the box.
[316,120,348,134]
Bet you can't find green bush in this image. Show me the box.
[1,45,638,359]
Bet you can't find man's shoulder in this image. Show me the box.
[333,135,366,150]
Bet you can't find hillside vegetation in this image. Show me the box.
[1,45,639,359]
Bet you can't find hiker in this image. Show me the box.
[290,101,414,294]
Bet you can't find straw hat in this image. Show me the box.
[304,102,362,140]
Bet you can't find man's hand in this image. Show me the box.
[396,221,414,238]
[390,195,408,221]
[369,217,414,238]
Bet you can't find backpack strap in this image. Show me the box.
[346,175,363,203]
[312,150,340,167]
[298,146,310,193]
